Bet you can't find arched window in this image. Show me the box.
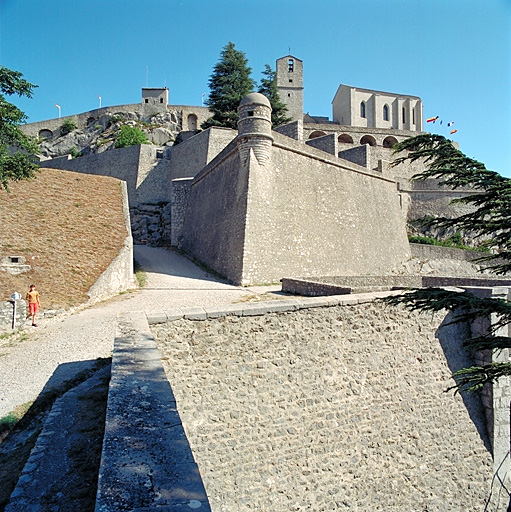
[38,129,53,140]
[360,101,366,118]
[187,114,198,131]
[383,104,389,122]
[383,136,398,148]
[360,135,376,147]
[309,131,327,139]
[338,134,354,144]
[288,59,294,72]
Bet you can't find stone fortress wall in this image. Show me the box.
[152,300,496,511]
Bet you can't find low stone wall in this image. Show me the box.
[0,299,25,333]
[152,300,495,511]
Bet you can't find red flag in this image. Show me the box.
[427,116,439,123]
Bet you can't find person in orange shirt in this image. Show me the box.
[26,284,41,327]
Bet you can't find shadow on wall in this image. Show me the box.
[435,312,491,453]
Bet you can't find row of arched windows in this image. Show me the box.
[308,131,398,148]
[360,102,413,124]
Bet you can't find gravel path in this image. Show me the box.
[0,246,277,417]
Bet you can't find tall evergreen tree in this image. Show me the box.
[258,64,291,127]
[384,133,511,393]
[0,66,39,190]
[201,42,255,130]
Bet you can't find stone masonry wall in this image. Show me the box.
[152,301,495,511]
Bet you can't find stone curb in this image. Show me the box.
[95,311,211,512]
[146,291,402,325]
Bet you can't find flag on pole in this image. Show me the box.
[447,122,455,127]
[427,116,439,123]
[55,104,60,109]
[450,129,457,134]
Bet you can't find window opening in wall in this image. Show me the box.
[160,98,164,103]
[145,99,149,103]
[402,107,406,123]
[360,101,366,118]
[289,79,293,83]
[288,59,294,72]
[248,111,254,116]
[9,257,19,263]
[383,104,389,121]
[412,108,415,124]
[288,93,291,98]
[156,150,163,159]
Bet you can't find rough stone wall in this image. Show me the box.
[305,133,337,155]
[168,128,236,180]
[0,300,25,333]
[180,140,247,282]
[239,132,411,284]
[152,302,495,511]
[40,144,171,207]
[170,178,193,246]
[273,119,303,140]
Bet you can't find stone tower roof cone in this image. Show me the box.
[239,92,271,108]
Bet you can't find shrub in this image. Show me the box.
[61,118,77,135]
[115,125,149,149]
[68,147,82,159]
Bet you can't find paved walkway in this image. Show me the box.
[0,246,278,417]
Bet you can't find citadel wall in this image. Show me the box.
[180,139,248,282]
[152,301,494,511]
[239,132,411,284]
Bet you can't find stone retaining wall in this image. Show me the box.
[152,301,498,511]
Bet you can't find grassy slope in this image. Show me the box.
[0,168,128,309]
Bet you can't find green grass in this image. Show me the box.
[408,234,490,253]
[134,260,147,287]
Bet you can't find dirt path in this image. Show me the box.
[0,246,275,417]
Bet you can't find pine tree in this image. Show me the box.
[201,42,255,130]
[0,66,39,190]
[258,64,291,128]
[384,133,511,393]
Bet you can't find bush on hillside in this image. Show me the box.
[115,125,149,148]
[60,118,77,135]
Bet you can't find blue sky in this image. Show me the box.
[2,0,510,176]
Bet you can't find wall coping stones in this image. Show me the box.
[95,311,210,511]
[146,292,404,325]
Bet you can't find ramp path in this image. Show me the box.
[0,246,275,418]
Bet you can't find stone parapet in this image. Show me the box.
[0,299,26,333]
[95,311,210,511]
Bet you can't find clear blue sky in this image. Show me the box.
[2,0,510,176]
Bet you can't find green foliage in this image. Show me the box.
[408,234,489,252]
[60,118,77,135]
[69,147,82,159]
[384,134,511,393]
[0,66,39,190]
[202,42,255,130]
[115,125,149,148]
[258,64,291,127]
[393,133,511,273]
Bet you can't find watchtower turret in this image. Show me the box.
[237,93,273,167]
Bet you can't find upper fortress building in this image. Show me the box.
[21,54,466,285]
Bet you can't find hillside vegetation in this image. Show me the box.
[0,168,128,309]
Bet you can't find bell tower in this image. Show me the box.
[276,55,304,123]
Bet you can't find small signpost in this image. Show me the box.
[10,292,22,330]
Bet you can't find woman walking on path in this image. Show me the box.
[26,284,41,327]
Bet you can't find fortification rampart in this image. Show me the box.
[21,104,211,140]
[40,144,170,206]
[152,300,495,511]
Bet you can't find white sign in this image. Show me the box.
[10,292,22,301]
